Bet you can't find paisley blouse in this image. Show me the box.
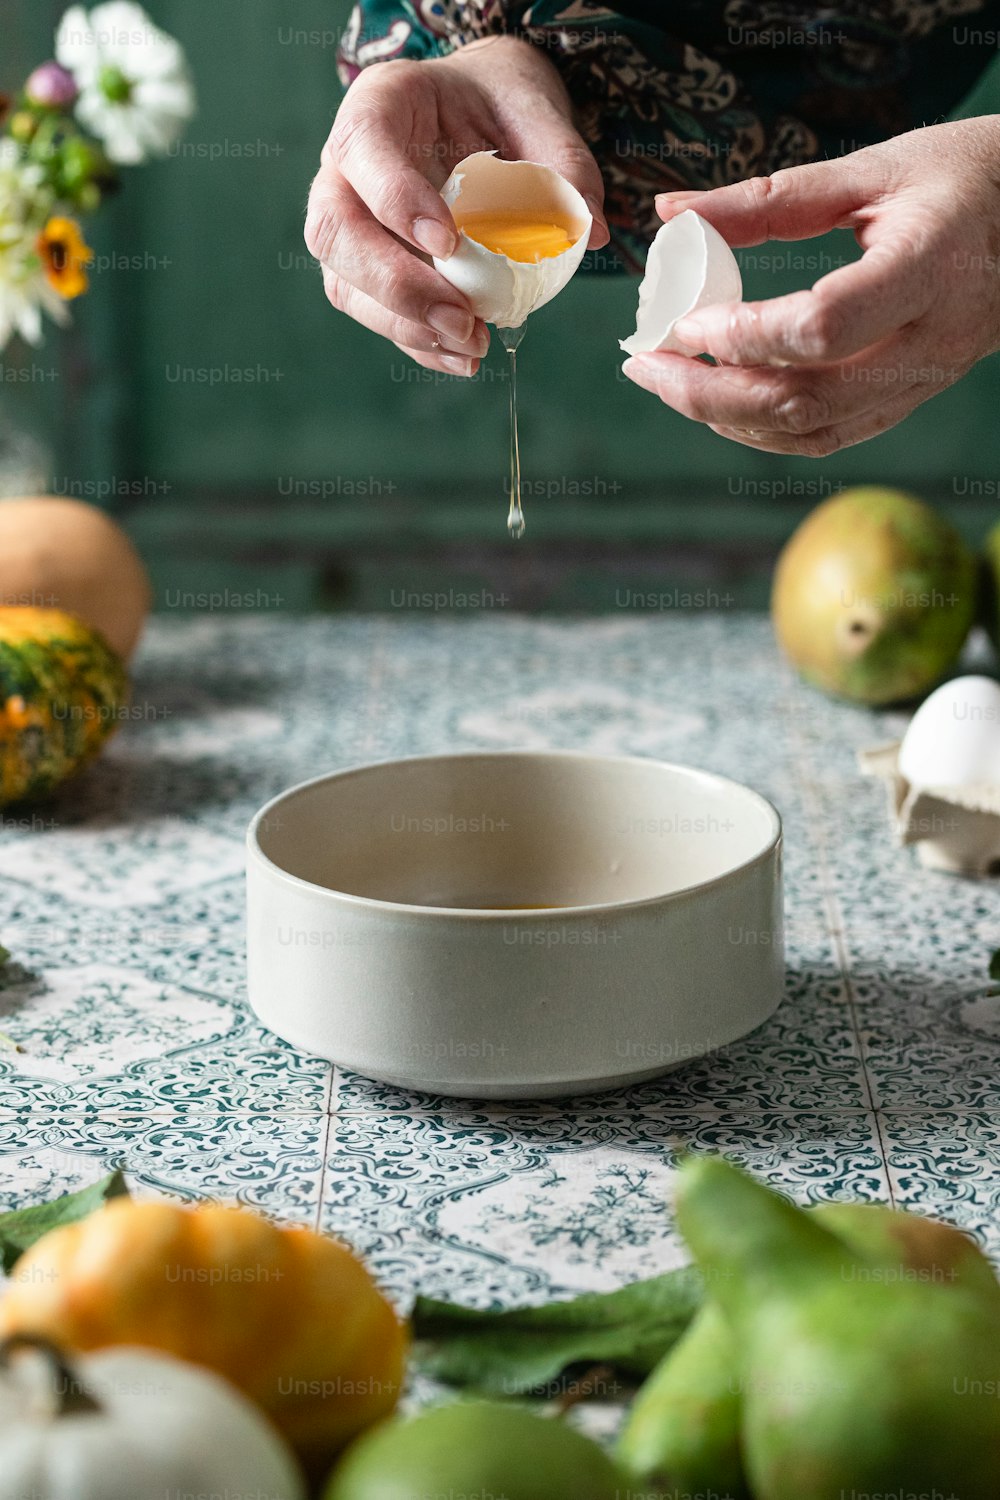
[337,0,1000,270]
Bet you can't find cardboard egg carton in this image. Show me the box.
[859,743,1000,877]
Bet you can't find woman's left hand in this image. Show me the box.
[621,118,1000,455]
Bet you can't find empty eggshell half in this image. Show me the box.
[620,210,743,356]
[898,675,1000,789]
[432,152,592,328]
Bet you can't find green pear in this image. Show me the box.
[618,1296,749,1499]
[675,1157,1000,1500]
[771,487,977,704]
[323,1400,632,1500]
[619,1196,1000,1495]
[814,1199,1000,1301]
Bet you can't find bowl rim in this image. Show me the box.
[245,749,782,919]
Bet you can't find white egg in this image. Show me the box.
[432,152,592,328]
[620,210,743,356]
[898,675,1000,788]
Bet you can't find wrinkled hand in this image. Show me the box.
[622,119,1000,454]
[305,36,608,377]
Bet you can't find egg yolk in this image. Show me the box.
[454,211,576,262]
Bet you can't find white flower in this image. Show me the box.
[0,141,50,224]
[0,248,70,351]
[0,144,67,351]
[56,2,196,165]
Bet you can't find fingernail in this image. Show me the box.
[672,316,705,348]
[440,353,474,376]
[440,330,489,358]
[413,217,457,259]
[655,189,706,204]
[622,356,658,387]
[585,194,607,227]
[428,303,475,344]
[450,321,489,359]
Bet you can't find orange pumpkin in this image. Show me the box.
[0,1199,406,1472]
[0,497,151,661]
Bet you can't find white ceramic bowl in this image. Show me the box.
[246,751,783,1099]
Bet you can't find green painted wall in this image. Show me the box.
[5,1,1000,609]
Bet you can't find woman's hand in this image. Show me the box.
[305,36,608,377]
[622,119,1000,454]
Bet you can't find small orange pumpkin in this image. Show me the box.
[0,1198,406,1472]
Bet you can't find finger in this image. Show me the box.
[322,267,488,365]
[307,176,487,351]
[621,328,935,433]
[483,38,610,249]
[652,188,706,222]
[505,109,610,249]
[654,157,873,246]
[328,63,463,259]
[393,341,482,378]
[709,387,930,457]
[670,240,936,366]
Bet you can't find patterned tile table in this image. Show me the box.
[1,612,999,1318]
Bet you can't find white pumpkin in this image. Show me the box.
[0,1335,306,1500]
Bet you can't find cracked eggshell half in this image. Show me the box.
[432,151,592,328]
[898,675,1000,789]
[620,210,743,356]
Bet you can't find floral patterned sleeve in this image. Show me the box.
[337,0,461,70]
[338,0,1000,271]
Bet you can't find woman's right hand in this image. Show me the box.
[305,35,609,377]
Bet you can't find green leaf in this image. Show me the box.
[989,949,1000,983]
[411,1267,703,1396]
[0,947,9,967]
[0,1171,130,1274]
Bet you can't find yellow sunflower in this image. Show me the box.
[37,217,93,300]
